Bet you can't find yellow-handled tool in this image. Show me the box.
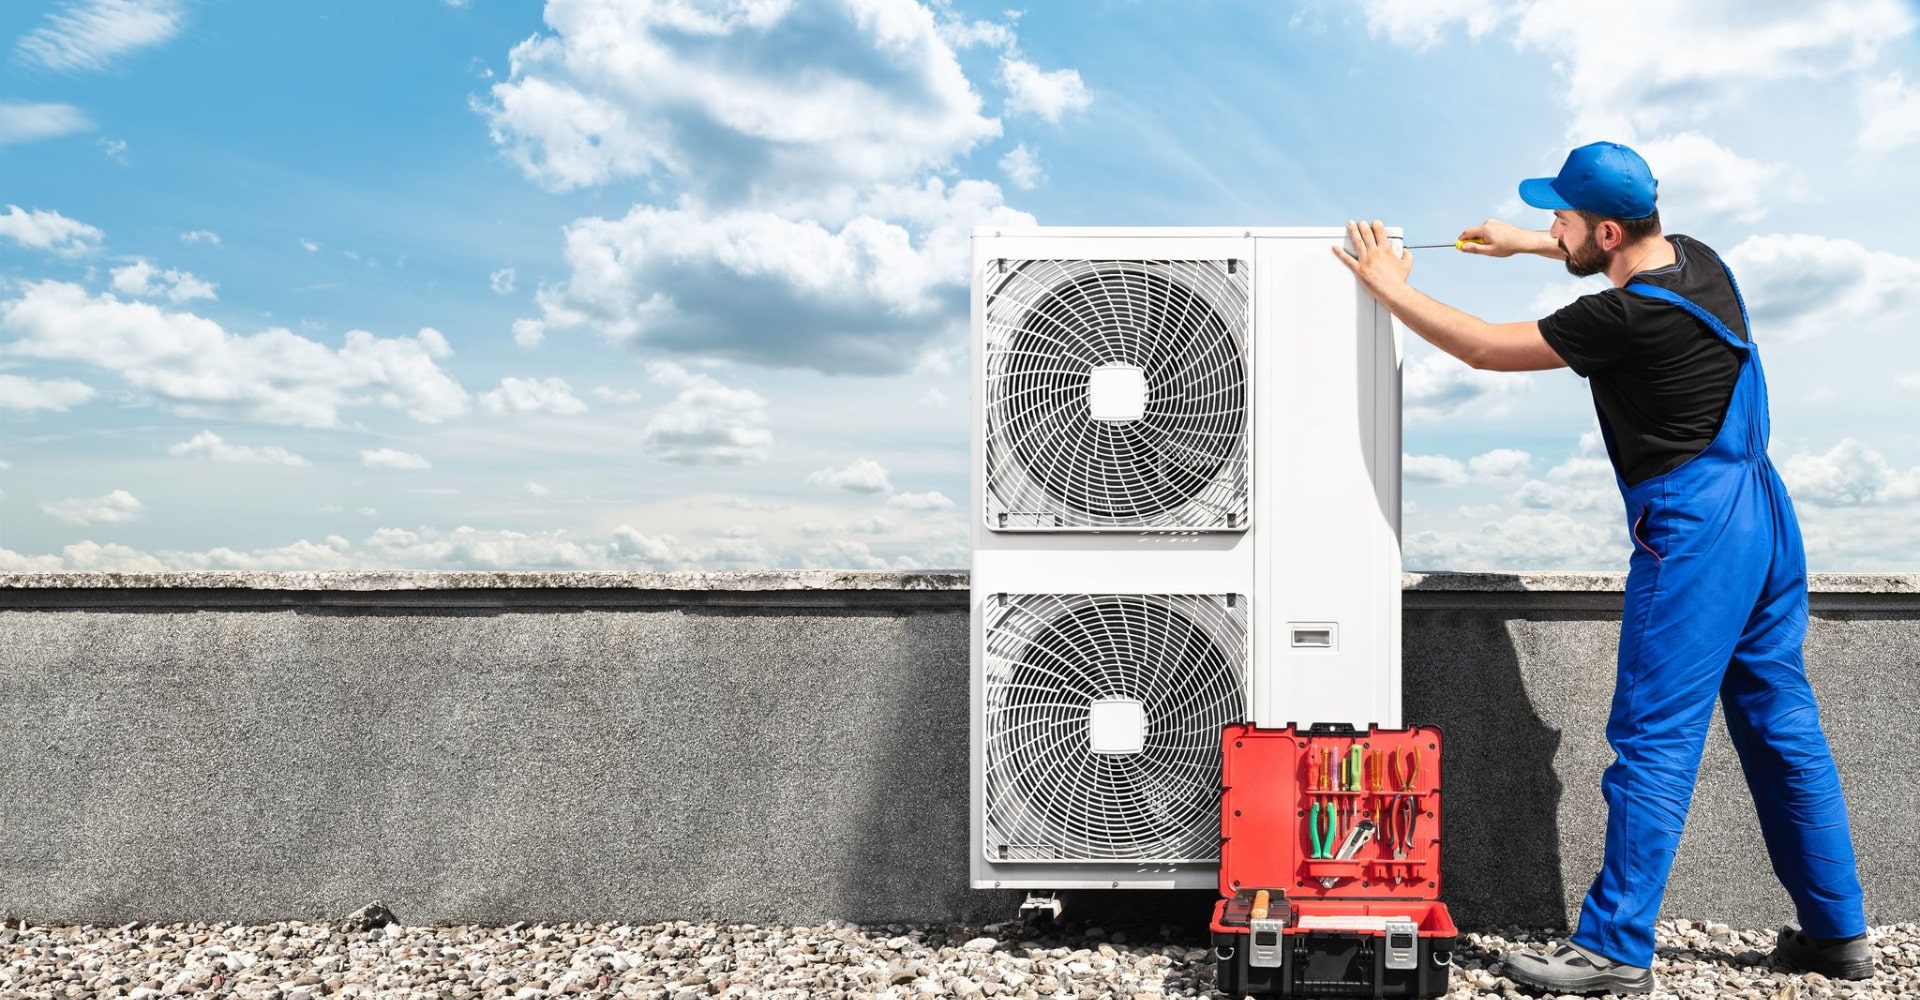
[1402,238,1490,250]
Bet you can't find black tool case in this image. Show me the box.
[1211,723,1455,998]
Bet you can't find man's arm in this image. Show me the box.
[1457,218,1566,260]
[1332,219,1567,373]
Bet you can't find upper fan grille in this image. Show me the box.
[984,259,1251,531]
[982,593,1249,864]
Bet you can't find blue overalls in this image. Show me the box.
[1569,262,1868,967]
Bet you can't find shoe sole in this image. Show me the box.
[1507,962,1655,996]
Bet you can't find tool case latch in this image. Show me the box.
[1302,722,1360,736]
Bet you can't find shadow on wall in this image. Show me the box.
[1402,598,1570,930]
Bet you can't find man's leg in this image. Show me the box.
[1720,505,1867,944]
[1568,551,1749,968]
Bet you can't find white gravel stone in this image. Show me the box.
[0,918,1913,999]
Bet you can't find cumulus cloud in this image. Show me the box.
[42,489,144,525]
[110,258,217,303]
[1000,58,1092,122]
[1469,448,1533,481]
[167,430,309,467]
[1403,454,1469,486]
[16,0,184,72]
[1724,235,1920,342]
[0,282,469,427]
[360,448,432,471]
[487,0,1055,375]
[179,229,220,245]
[1507,0,1914,138]
[529,179,1031,373]
[481,0,1001,195]
[639,361,772,465]
[888,490,955,510]
[1860,71,1920,155]
[490,267,516,294]
[1635,132,1783,225]
[0,102,93,146]
[1403,350,1527,420]
[1780,439,1920,507]
[999,143,1043,190]
[847,515,895,535]
[0,205,103,255]
[479,376,588,415]
[1356,0,1506,49]
[0,373,95,412]
[808,458,893,495]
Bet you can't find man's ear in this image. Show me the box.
[1599,219,1624,251]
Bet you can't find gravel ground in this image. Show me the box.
[1,915,1914,999]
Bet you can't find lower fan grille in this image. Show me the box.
[983,593,1249,863]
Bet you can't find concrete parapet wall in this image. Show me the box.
[2,571,1916,930]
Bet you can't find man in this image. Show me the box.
[1332,141,1873,995]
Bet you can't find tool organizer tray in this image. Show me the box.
[1211,723,1456,998]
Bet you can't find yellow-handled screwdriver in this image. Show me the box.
[1402,238,1490,250]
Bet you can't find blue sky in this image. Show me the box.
[2,0,1918,573]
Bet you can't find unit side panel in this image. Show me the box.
[1254,238,1399,728]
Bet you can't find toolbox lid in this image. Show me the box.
[1218,723,1444,902]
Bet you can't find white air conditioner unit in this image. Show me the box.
[970,228,1402,891]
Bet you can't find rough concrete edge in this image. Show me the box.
[0,569,1914,593]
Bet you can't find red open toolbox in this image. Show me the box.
[1212,723,1456,998]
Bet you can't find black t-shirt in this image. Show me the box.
[1536,234,1747,486]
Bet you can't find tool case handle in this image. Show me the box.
[1301,722,1360,736]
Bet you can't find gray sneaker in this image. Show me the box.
[1504,940,1655,996]
[1772,922,1874,980]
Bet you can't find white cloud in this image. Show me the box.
[0,282,469,427]
[847,515,895,535]
[511,318,545,348]
[639,361,772,465]
[1469,448,1533,481]
[167,430,309,467]
[179,229,220,245]
[42,489,144,525]
[481,0,1001,194]
[479,375,588,415]
[935,10,1016,50]
[1403,454,1469,486]
[0,102,93,145]
[16,0,185,72]
[1508,0,1915,138]
[360,448,432,471]
[1636,132,1783,224]
[1780,439,1920,507]
[592,385,643,404]
[110,258,217,303]
[920,386,950,409]
[888,490,955,511]
[1000,58,1092,122]
[1860,71,1920,155]
[490,267,516,294]
[300,239,320,252]
[1405,509,1619,572]
[1403,350,1527,419]
[0,205,103,255]
[524,481,551,497]
[999,143,1043,190]
[0,373,95,412]
[1509,444,1618,513]
[97,137,128,162]
[1356,0,1506,49]
[808,458,894,495]
[1724,234,1920,341]
[529,179,1031,374]
[798,538,890,570]
[488,0,1050,375]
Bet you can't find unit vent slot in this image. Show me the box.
[983,593,1250,863]
[983,259,1251,531]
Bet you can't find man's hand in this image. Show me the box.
[1331,219,1411,298]
[1458,219,1563,259]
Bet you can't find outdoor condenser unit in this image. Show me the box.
[969,228,1403,891]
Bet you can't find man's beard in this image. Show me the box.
[1561,230,1611,277]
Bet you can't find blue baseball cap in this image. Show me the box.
[1519,141,1658,219]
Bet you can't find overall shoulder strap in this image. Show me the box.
[1623,281,1750,353]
